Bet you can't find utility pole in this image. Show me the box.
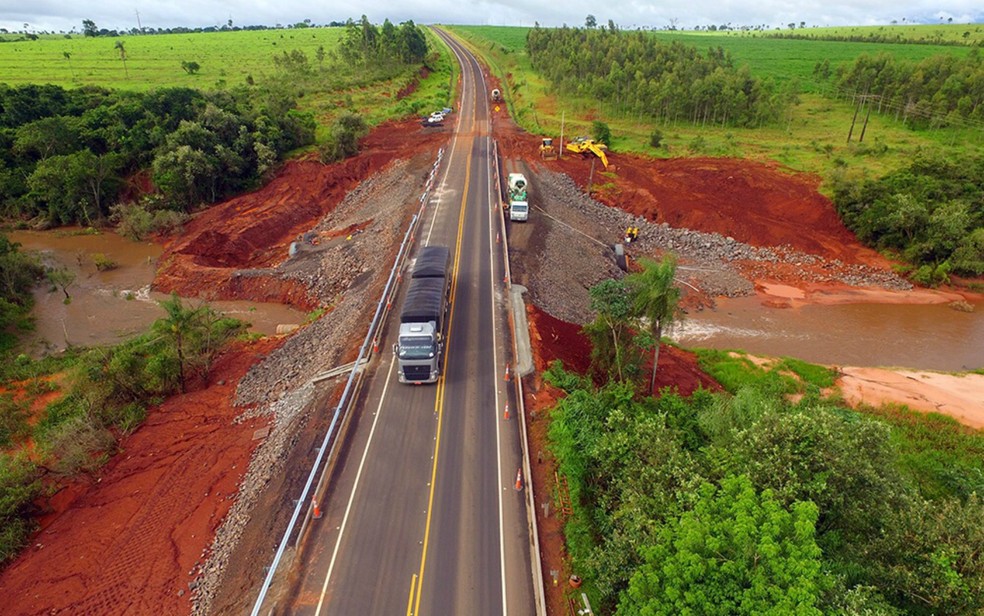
[587,157,596,196]
[135,10,142,32]
[559,110,565,159]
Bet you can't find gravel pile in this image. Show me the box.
[524,171,909,325]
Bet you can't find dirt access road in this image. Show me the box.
[2,80,982,616]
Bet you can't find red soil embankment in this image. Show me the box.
[0,337,282,615]
[155,119,448,309]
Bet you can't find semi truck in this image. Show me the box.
[507,173,529,222]
[395,245,451,384]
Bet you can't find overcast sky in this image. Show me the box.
[2,0,982,34]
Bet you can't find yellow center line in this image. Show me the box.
[407,140,473,616]
[406,574,417,615]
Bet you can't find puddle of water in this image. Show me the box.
[671,295,984,371]
[9,229,307,355]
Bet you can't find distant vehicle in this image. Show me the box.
[421,113,444,127]
[441,107,452,115]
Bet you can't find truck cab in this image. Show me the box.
[509,199,529,221]
[396,322,442,383]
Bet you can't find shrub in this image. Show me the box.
[110,199,188,241]
[38,413,116,475]
[0,453,41,564]
[649,129,663,149]
[910,262,951,287]
[319,112,369,163]
[592,120,612,146]
[91,253,118,271]
[0,394,30,447]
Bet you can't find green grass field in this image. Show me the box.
[0,29,347,90]
[448,24,983,179]
[771,22,984,44]
[648,31,973,93]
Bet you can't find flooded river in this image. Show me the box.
[9,230,984,371]
[9,230,307,356]
[671,295,984,372]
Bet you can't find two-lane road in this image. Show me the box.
[285,29,535,616]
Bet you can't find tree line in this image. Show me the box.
[769,29,981,47]
[825,49,984,128]
[830,152,984,280]
[547,368,984,615]
[337,16,428,67]
[526,26,796,127]
[0,84,315,226]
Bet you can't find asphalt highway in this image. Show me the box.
[285,29,535,616]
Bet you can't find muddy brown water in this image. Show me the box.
[11,230,984,371]
[672,295,984,371]
[9,230,307,356]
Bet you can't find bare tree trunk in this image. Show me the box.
[610,322,623,382]
[650,323,662,394]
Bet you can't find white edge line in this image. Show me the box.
[315,355,397,615]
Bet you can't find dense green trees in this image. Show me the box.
[583,256,681,390]
[619,475,824,616]
[338,17,428,67]
[545,366,984,615]
[830,152,984,278]
[830,49,984,127]
[0,83,315,224]
[526,27,795,127]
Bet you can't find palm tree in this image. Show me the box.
[154,294,206,392]
[625,255,681,394]
[115,40,128,78]
[63,51,76,81]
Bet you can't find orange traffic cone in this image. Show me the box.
[503,404,510,420]
[514,468,523,491]
[504,363,511,381]
[312,498,323,519]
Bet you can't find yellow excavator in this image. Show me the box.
[566,137,609,169]
[539,137,558,160]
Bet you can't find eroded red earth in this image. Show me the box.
[0,337,282,614]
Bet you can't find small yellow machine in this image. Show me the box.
[539,137,558,160]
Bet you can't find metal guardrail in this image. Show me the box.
[492,139,548,616]
[250,147,445,615]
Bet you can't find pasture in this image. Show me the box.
[0,29,345,91]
